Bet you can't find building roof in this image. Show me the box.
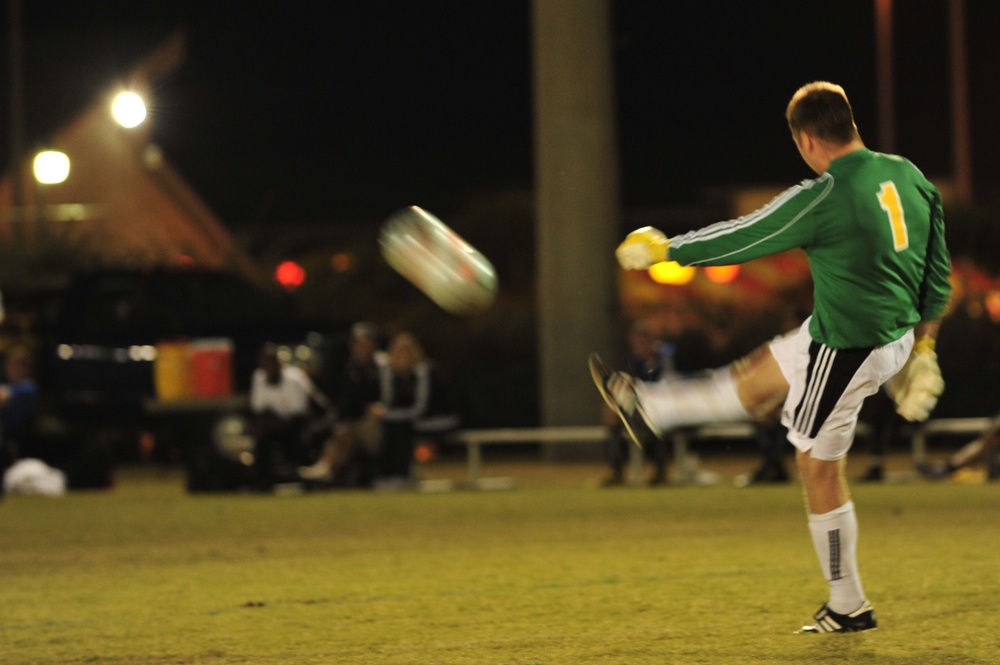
[0,33,258,278]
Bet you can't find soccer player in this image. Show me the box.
[592,81,952,633]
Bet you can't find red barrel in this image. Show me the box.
[190,338,233,397]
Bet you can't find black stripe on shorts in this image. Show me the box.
[791,341,873,439]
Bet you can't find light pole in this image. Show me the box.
[949,0,972,202]
[7,0,25,237]
[874,0,896,153]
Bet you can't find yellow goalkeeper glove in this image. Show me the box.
[886,336,944,422]
[616,226,670,270]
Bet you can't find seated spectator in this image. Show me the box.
[602,320,676,486]
[0,346,40,496]
[733,421,791,488]
[299,322,386,486]
[371,332,449,488]
[250,343,330,491]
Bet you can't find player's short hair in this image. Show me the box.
[786,81,858,145]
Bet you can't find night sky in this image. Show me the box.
[4,1,999,230]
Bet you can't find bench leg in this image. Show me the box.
[672,431,696,484]
[627,441,644,486]
[912,429,927,465]
[467,442,481,487]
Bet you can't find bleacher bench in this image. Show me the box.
[450,417,997,489]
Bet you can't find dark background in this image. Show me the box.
[2,1,999,467]
[5,0,999,230]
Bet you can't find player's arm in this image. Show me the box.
[668,179,825,267]
[615,179,825,271]
[290,365,333,413]
[917,188,952,322]
[888,186,952,422]
[307,382,334,413]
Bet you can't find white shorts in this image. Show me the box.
[769,318,913,461]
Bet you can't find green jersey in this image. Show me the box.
[668,149,952,349]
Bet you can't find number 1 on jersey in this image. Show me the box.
[877,181,909,251]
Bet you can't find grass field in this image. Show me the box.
[2,456,999,664]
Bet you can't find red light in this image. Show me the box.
[414,442,437,463]
[704,265,740,284]
[275,261,306,290]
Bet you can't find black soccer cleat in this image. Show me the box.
[797,600,878,634]
[588,353,661,449]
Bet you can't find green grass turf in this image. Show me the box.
[2,463,999,664]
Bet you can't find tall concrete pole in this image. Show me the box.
[949,0,972,203]
[532,0,620,429]
[874,0,896,153]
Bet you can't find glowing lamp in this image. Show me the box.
[704,265,740,284]
[649,261,696,285]
[33,150,70,184]
[112,91,147,128]
[986,290,1000,324]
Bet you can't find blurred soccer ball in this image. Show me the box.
[379,206,498,316]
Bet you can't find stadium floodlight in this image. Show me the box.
[111,91,147,128]
[33,150,70,184]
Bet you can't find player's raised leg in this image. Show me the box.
[589,353,659,449]
[591,340,790,441]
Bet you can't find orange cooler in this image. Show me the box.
[154,341,195,401]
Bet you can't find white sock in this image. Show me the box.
[808,500,866,614]
[636,367,749,431]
